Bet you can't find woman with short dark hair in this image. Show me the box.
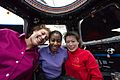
[64,31,104,80]
[39,30,68,80]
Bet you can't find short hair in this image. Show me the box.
[27,24,50,38]
[32,24,50,32]
[49,30,62,42]
[64,31,80,43]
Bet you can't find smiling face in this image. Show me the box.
[65,35,79,52]
[30,28,49,46]
[49,31,62,53]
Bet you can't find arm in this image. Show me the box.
[85,51,104,80]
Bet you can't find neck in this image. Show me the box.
[49,46,57,54]
[69,47,78,53]
[25,38,33,49]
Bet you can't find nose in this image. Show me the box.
[41,35,46,39]
[53,41,58,45]
[68,41,73,45]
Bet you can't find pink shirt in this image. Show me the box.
[0,29,39,80]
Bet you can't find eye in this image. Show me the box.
[45,36,48,40]
[66,41,70,44]
[42,32,45,35]
[72,41,75,43]
[50,39,61,43]
[56,40,61,43]
[50,39,55,42]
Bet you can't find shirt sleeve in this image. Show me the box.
[85,50,104,80]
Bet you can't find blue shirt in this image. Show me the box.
[39,46,68,79]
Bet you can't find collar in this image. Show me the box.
[19,33,26,38]
[47,46,60,55]
[68,48,82,55]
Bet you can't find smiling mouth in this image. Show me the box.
[52,46,58,49]
[68,46,74,50]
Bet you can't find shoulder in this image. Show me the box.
[0,28,11,31]
[84,50,93,56]
[38,46,49,53]
[40,46,48,50]
[0,28,23,41]
[78,49,93,58]
[59,47,68,57]
[0,28,22,37]
[60,46,67,50]
[59,46,67,53]
[81,49,96,61]
[80,49,91,54]
[0,28,17,33]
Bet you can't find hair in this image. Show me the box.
[64,31,81,47]
[49,30,62,42]
[64,31,80,42]
[27,24,50,38]
[32,24,50,32]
